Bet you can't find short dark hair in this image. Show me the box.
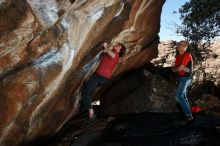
[118,43,126,57]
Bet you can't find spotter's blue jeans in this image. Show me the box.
[175,77,192,117]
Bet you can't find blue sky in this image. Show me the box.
[159,0,190,41]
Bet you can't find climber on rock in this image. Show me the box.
[172,40,194,123]
[81,42,126,119]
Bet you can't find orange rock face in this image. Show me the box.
[0,0,165,145]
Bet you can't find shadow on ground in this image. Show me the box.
[88,112,220,146]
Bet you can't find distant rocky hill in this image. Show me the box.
[152,40,220,85]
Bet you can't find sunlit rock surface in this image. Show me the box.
[0,0,165,145]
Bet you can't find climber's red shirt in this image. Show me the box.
[95,49,119,78]
[175,51,193,77]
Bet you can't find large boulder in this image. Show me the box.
[101,69,177,116]
[0,0,165,145]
